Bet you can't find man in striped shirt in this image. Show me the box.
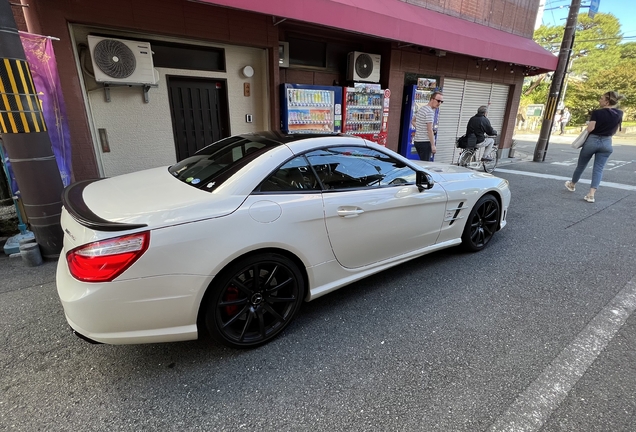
[412,91,443,161]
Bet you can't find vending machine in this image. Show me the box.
[399,79,440,160]
[342,83,391,146]
[280,83,343,134]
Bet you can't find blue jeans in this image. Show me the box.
[572,134,613,189]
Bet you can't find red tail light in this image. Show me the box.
[66,232,150,282]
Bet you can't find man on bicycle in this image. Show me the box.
[466,106,497,161]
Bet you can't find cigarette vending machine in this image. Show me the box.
[399,83,440,160]
[342,83,391,146]
[280,83,343,134]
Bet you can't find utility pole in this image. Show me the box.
[0,0,64,258]
[533,0,582,162]
[559,57,574,106]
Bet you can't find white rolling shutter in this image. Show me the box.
[486,83,510,136]
[432,79,510,164]
[435,78,464,164]
[459,81,492,128]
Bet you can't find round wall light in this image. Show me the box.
[242,66,254,78]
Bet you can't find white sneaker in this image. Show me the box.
[584,195,595,203]
[565,181,575,192]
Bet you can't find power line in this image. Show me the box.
[546,36,636,44]
[544,0,571,6]
[544,5,570,11]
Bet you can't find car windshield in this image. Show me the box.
[168,135,279,189]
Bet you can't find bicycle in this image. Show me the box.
[456,136,498,174]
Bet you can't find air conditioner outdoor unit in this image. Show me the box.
[347,51,381,83]
[87,35,158,85]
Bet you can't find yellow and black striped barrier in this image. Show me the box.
[543,95,558,124]
[0,57,47,134]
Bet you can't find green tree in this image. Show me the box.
[518,79,550,126]
[565,59,635,124]
[572,13,623,77]
[529,13,627,124]
[619,42,636,59]
[533,13,622,77]
[533,24,564,54]
[521,78,549,105]
[591,61,636,108]
[564,80,599,124]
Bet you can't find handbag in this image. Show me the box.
[456,134,477,148]
[571,130,589,149]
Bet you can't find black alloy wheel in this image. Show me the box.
[205,253,304,348]
[461,194,500,252]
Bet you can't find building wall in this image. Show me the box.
[74,26,268,177]
[10,3,28,32]
[403,0,538,38]
[276,38,523,154]
[22,0,532,180]
[27,0,279,180]
[386,47,524,154]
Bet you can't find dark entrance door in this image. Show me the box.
[167,76,230,161]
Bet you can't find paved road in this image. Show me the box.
[1,138,635,431]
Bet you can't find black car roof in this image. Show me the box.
[240,131,347,145]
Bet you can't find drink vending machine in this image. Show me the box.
[280,83,343,134]
[342,83,391,146]
[399,82,440,160]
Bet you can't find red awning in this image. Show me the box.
[197,0,557,72]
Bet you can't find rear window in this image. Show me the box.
[168,135,280,190]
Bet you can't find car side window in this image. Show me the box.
[259,156,320,192]
[305,146,416,190]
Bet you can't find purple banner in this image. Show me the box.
[19,32,72,188]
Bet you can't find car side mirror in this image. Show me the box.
[416,171,434,191]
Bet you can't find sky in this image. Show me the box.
[538,0,636,41]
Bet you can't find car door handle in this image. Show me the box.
[337,207,364,218]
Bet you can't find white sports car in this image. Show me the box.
[56,132,510,348]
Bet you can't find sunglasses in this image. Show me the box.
[434,99,444,103]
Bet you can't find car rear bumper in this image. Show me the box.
[56,257,211,344]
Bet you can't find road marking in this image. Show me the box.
[488,276,636,432]
[546,160,632,169]
[606,160,634,171]
[496,168,636,191]
[551,161,577,166]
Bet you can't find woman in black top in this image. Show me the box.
[564,91,624,203]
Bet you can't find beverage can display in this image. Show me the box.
[282,84,342,134]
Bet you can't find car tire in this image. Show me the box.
[461,194,500,252]
[205,253,305,349]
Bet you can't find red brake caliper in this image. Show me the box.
[224,286,239,316]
